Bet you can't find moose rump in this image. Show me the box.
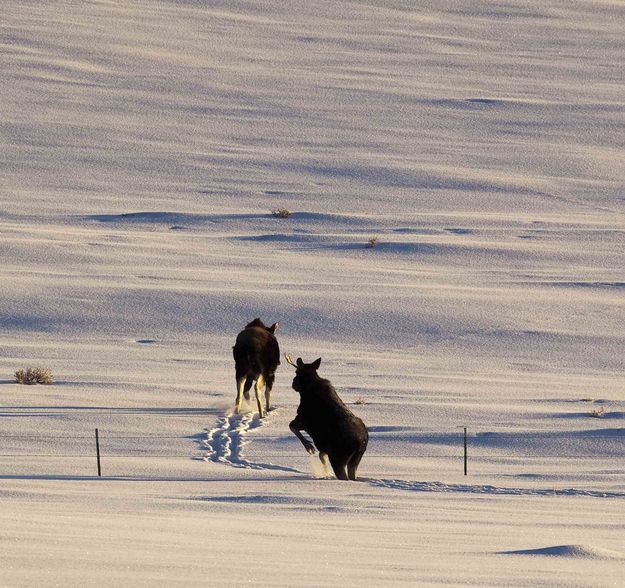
[232,318,280,418]
[286,355,368,481]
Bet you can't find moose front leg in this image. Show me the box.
[289,418,315,454]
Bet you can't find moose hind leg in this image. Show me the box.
[254,374,266,418]
[347,450,364,481]
[235,375,247,414]
[243,376,253,401]
[328,454,348,481]
[319,452,330,476]
[264,374,275,412]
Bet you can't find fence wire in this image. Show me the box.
[0,430,622,460]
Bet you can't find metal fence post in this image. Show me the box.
[95,428,101,477]
[464,427,468,476]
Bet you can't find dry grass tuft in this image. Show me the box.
[354,396,368,405]
[590,405,606,418]
[15,367,54,385]
[272,208,292,218]
[366,236,379,248]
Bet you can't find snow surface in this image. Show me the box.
[1,0,624,586]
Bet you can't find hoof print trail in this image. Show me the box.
[203,411,301,474]
[204,413,260,468]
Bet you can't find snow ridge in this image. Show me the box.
[500,544,625,559]
[368,478,625,499]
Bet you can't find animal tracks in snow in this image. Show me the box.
[204,412,259,467]
[203,411,300,473]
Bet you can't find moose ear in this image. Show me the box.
[269,322,278,334]
[296,358,304,368]
[311,358,321,370]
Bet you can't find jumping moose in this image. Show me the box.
[232,318,280,418]
[285,354,368,480]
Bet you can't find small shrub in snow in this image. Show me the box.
[15,367,54,385]
[272,208,292,219]
[366,236,379,248]
[354,396,368,405]
[590,406,606,418]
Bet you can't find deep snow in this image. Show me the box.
[1,1,624,586]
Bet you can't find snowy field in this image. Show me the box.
[1,1,624,586]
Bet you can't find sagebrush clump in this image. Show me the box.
[366,236,380,248]
[15,367,54,385]
[272,208,292,219]
[590,405,606,418]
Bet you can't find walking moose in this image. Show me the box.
[232,318,280,418]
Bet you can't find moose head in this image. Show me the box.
[285,354,321,392]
